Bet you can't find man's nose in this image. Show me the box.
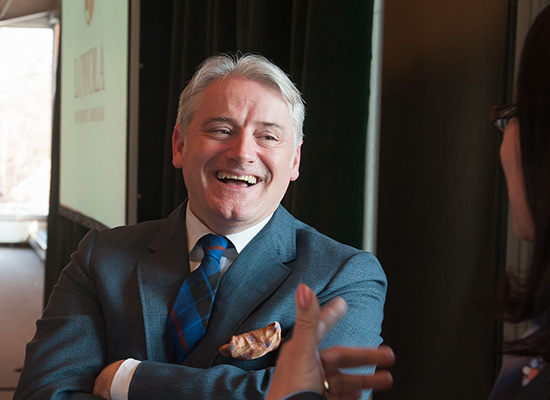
[226,132,257,163]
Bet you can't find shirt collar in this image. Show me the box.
[185,204,273,254]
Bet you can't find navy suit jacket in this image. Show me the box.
[14,204,387,399]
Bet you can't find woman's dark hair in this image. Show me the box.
[499,4,550,361]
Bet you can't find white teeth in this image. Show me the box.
[217,172,257,185]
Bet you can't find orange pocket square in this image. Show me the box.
[219,321,282,360]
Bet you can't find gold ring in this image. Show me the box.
[324,378,330,393]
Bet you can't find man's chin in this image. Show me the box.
[209,207,267,233]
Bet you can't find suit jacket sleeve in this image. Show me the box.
[13,230,107,399]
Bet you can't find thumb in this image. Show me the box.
[293,283,322,346]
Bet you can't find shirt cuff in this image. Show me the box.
[110,358,141,400]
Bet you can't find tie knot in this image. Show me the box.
[199,234,228,262]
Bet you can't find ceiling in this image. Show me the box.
[0,0,60,27]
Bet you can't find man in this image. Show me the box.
[14,54,386,399]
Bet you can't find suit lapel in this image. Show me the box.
[137,204,189,362]
[183,206,297,367]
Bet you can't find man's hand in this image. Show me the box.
[267,284,394,400]
[321,346,394,399]
[93,360,124,400]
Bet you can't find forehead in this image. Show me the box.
[196,76,291,120]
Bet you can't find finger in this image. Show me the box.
[317,296,348,341]
[327,370,394,395]
[321,345,395,372]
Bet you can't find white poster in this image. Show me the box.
[60,0,128,227]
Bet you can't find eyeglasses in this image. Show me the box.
[491,104,517,133]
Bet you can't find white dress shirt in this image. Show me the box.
[110,205,272,400]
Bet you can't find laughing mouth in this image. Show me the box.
[217,171,258,186]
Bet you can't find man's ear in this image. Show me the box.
[290,140,302,181]
[172,125,183,169]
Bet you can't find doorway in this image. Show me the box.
[0,14,57,398]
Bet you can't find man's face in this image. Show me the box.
[172,76,301,235]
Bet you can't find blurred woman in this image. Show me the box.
[489,4,550,398]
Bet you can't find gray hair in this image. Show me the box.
[176,53,305,152]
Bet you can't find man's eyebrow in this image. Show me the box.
[203,116,233,124]
[200,116,234,127]
[258,121,283,129]
[201,117,285,130]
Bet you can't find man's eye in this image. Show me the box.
[211,129,230,135]
[262,134,278,141]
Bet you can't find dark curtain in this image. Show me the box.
[46,1,376,300]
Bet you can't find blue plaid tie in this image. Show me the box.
[166,234,228,363]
